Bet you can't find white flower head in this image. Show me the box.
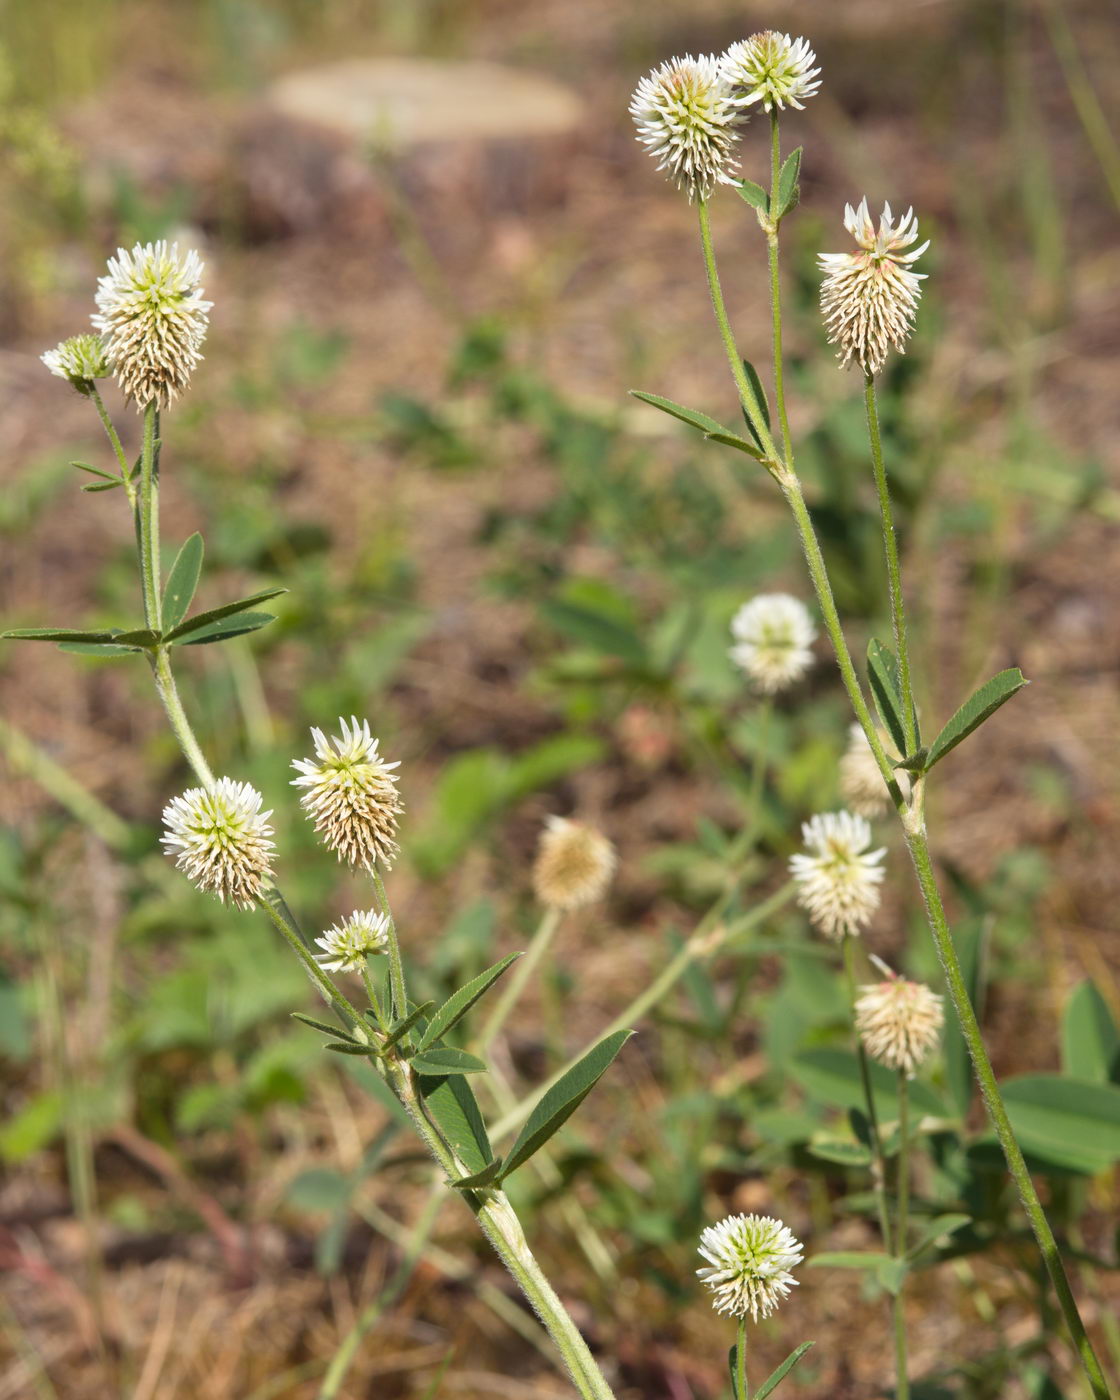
[855,958,944,1076]
[819,199,929,376]
[315,908,391,972]
[720,32,821,112]
[789,810,886,939]
[839,722,891,818]
[92,241,212,409]
[630,54,742,203]
[533,816,617,911]
[697,1214,803,1320]
[729,593,816,693]
[40,333,112,390]
[291,717,402,871]
[161,777,276,910]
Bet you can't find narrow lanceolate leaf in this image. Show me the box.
[809,1251,892,1271]
[925,668,1028,770]
[498,1029,633,1182]
[703,430,765,461]
[1061,980,1120,1084]
[163,587,287,643]
[740,359,772,452]
[111,628,161,648]
[449,1157,504,1190]
[775,146,803,220]
[3,627,127,644]
[876,1257,910,1296]
[57,641,139,657]
[867,638,909,757]
[325,1040,377,1056]
[754,1341,815,1400]
[628,390,728,437]
[162,533,204,630]
[175,612,275,646]
[733,177,770,215]
[904,1213,973,1262]
[417,1073,493,1177]
[71,461,120,482]
[380,1001,436,1051]
[82,478,126,493]
[292,1011,358,1042]
[417,954,522,1051]
[408,1046,487,1075]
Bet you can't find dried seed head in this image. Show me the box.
[819,199,929,376]
[789,810,886,940]
[314,909,391,972]
[697,1214,803,1320]
[40,333,112,390]
[720,32,821,112]
[839,722,891,818]
[292,717,402,871]
[93,241,212,409]
[855,961,944,1075]
[161,777,276,910]
[630,54,742,203]
[729,593,816,693]
[532,816,617,911]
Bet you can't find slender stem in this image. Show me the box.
[489,882,795,1144]
[893,1069,911,1400]
[258,897,364,1030]
[736,1314,749,1400]
[151,649,215,786]
[904,823,1111,1398]
[697,200,781,465]
[477,907,562,1055]
[842,936,892,1252]
[89,386,135,505]
[137,401,162,632]
[767,111,794,467]
[369,864,407,1020]
[864,375,917,755]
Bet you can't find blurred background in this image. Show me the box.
[1,0,1118,1396]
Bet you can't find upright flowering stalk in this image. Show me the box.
[698,1214,805,1397]
[629,55,742,203]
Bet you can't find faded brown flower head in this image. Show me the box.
[855,961,944,1076]
[292,717,402,871]
[532,816,617,911]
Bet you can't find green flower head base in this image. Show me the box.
[93,240,212,409]
[292,717,403,871]
[40,333,112,392]
[698,1213,803,1321]
[161,777,276,909]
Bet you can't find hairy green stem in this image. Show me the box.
[893,1069,910,1400]
[737,1314,749,1400]
[842,936,892,1251]
[864,375,917,755]
[767,111,794,467]
[137,401,161,632]
[477,907,562,1055]
[369,864,407,1020]
[89,385,134,505]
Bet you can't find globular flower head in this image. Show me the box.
[819,199,929,375]
[720,32,821,112]
[839,722,891,818]
[630,54,742,203]
[789,810,886,939]
[729,593,816,693]
[291,717,402,871]
[533,816,617,911]
[314,908,391,972]
[40,333,112,391]
[161,777,275,910]
[697,1213,803,1320]
[92,241,212,409]
[855,957,944,1075]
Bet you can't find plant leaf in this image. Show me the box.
[1061,980,1120,1084]
[925,668,1027,770]
[409,1046,488,1075]
[733,178,769,214]
[867,638,909,756]
[775,146,803,219]
[790,1048,948,1120]
[324,1040,377,1056]
[57,641,140,657]
[754,1341,815,1400]
[904,1213,973,1262]
[416,1073,493,1177]
[175,612,276,646]
[380,1001,436,1051]
[449,1157,505,1190]
[163,587,287,643]
[999,1074,1120,1173]
[4,627,128,644]
[70,460,121,482]
[498,1030,632,1181]
[162,533,204,630]
[292,1011,358,1041]
[739,359,771,451]
[876,1257,910,1296]
[538,600,647,667]
[703,430,765,461]
[809,1251,892,1270]
[417,954,522,1051]
[628,390,728,437]
[807,1135,871,1167]
[82,478,126,493]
